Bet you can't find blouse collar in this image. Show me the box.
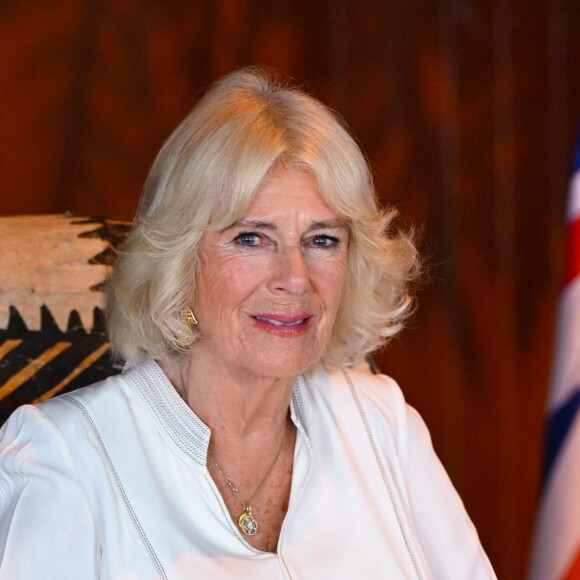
[123,359,309,468]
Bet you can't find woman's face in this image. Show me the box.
[193,169,348,381]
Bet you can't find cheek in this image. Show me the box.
[197,255,266,311]
[312,260,348,312]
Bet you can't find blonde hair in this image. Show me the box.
[106,67,419,368]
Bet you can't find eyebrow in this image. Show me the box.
[224,218,348,232]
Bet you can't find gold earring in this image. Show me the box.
[181,306,198,327]
[176,306,198,346]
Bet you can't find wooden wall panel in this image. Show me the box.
[2,1,580,577]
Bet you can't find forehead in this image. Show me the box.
[244,169,341,220]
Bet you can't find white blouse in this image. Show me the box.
[0,360,495,579]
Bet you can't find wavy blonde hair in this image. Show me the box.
[106,67,419,368]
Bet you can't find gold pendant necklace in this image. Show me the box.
[208,427,288,536]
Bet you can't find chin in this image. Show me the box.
[249,354,322,381]
[235,333,328,380]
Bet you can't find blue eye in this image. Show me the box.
[310,234,340,248]
[234,232,262,246]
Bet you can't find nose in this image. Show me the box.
[268,246,310,295]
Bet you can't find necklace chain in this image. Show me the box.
[208,426,288,536]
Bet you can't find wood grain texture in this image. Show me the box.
[2,1,580,577]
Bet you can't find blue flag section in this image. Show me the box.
[544,388,580,487]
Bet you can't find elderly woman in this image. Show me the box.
[0,69,495,578]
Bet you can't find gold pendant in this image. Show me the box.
[238,504,258,536]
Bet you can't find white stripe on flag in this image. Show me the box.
[548,279,580,412]
[567,172,580,222]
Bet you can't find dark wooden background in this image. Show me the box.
[2,1,580,577]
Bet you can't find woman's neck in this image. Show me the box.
[160,352,296,441]
[161,351,298,553]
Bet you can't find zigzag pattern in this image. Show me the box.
[0,305,118,424]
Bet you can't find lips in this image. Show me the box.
[250,312,313,335]
[254,316,307,326]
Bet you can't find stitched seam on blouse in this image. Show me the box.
[291,378,307,429]
[62,395,168,580]
[278,378,312,580]
[0,480,7,522]
[129,370,204,463]
[124,361,209,466]
[342,369,424,580]
[34,406,102,543]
